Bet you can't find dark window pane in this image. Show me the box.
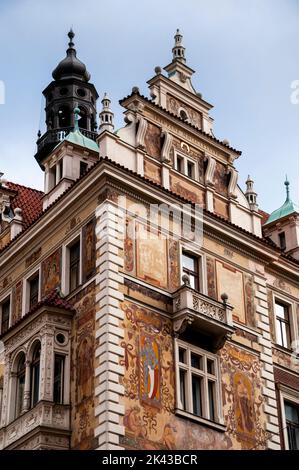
[207,359,215,375]
[177,156,183,173]
[29,274,39,310]
[69,241,80,291]
[285,401,299,450]
[191,353,202,370]
[1,298,10,334]
[16,354,26,417]
[187,161,194,178]
[54,355,65,404]
[192,375,202,416]
[179,348,186,364]
[279,232,286,250]
[208,380,216,421]
[31,344,41,407]
[80,161,88,177]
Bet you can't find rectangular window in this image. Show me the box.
[176,340,220,423]
[69,240,80,292]
[182,251,199,290]
[176,155,184,174]
[187,161,195,179]
[57,160,63,181]
[29,273,39,310]
[1,297,10,334]
[53,355,65,404]
[279,232,286,251]
[275,301,291,349]
[285,401,299,450]
[80,161,88,177]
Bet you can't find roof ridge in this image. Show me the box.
[7,181,44,195]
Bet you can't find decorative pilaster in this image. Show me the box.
[254,275,281,449]
[94,198,125,450]
[39,330,54,401]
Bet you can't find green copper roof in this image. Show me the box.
[65,128,99,152]
[56,107,99,153]
[265,178,299,225]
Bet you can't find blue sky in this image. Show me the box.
[0,0,299,213]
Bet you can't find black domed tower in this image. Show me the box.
[35,30,98,166]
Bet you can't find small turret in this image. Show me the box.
[172,29,186,63]
[245,175,258,211]
[99,93,114,134]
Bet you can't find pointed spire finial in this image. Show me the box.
[285,175,290,202]
[172,28,186,63]
[99,92,114,133]
[68,28,75,48]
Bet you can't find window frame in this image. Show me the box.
[180,245,205,294]
[174,151,198,181]
[0,295,11,335]
[174,339,224,427]
[24,268,41,314]
[62,233,82,295]
[273,293,298,351]
[53,354,65,404]
[279,386,299,450]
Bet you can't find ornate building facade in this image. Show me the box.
[0,30,299,450]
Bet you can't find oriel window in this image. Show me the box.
[275,301,291,349]
[69,240,80,292]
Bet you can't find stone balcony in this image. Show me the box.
[173,280,235,351]
[0,401,70,450]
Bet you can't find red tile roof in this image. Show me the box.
[259,209,270,225]
[6,182,43,229]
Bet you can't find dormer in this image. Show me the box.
[43,108,99,210]
[263,178,299,258]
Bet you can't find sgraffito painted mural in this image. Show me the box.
[144,122,162,159]
[11,280,22,325]
[214,161,228,197]
[221,345,267,449]
[70,283,97,450]
[124,218,180,292]
[41,248,62,297]
[82,218,96,283]
[170,175,204,205]
[216,261,246,324]
[121,301,267,450]
[140,334,161,407]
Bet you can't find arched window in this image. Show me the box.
[30,342,41,408]
[90,114,96,131]
[78,107,88,130]
[58,105,71,128]
[179,109,189,122]
[15,353,26,418]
